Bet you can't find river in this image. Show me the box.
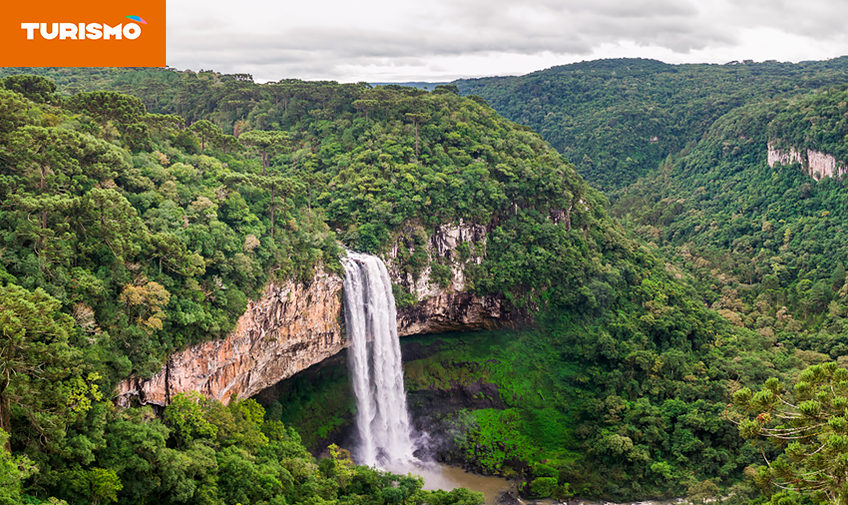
[413,464,688,505]
[414,463,518,505]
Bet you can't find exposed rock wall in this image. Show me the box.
[117,223,522,407]
[767,141,844,179]
[767,141,803,167]
[397,292,514,335]
[388,219,524,334]
[386,219,487,300]
[117,269,345,407]
[807,149,840,179]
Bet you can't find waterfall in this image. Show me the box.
[341,251,417,467]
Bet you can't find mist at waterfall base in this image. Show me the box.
[341,251,485,494]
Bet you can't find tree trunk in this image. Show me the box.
[270,191,275,237]
[0,391,11,452]
[414,122,419,158]
[40,147,47,229]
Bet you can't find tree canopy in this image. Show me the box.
[4,64,848,504]
[456,57,848,191]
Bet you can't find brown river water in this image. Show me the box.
[420,463,518,504]
[381,461,517,505]
[410,463,687,505]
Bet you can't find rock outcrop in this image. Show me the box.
[117,222,522,408]
[388,220,523,334]
[387,219,487,300]
[768,141,844,179]
[397,292,512,335]
[807,149,841,179]
[117,269,345,407]
[767,141,804,168]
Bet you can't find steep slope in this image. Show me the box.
[455,57,848,191]
[116,222,520,409]
[615,85,848,361]
[0,75,597,384]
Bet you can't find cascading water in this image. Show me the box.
[341,251,503,500]
[341,251,417,467]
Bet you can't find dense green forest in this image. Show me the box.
[568,77,848,505]
[453,61,848,503]
[0,72,561,504]
[614,85,848,370]
[455,57,848,191]
[0,70,594,502]
[0,66,836,505]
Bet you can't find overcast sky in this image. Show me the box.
[166,0,848,83]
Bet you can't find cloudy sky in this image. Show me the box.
[167,0,848,83]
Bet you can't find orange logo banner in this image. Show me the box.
[0,0,165,67]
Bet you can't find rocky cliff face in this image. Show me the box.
[117,223,522,407]
[117,269,345,407]
[387,219,486,300]
[806,150,841,179]
[389,219,523,335]
[768,141,844,179]
[397,292,512,335]
[767,141,804,168]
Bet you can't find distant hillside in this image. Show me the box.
[455,57,848,191]
[369,81,449,90]
[614,84,848,360]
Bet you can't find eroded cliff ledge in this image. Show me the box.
[117,268,345,407]
[768,140,844,179]
[117,222,522,407]
[389,220,521,335]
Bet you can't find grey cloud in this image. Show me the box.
[591,0,699,18]
[535,0,700,18]
[699,0,848,37]
[166,0,848,81]
[173,27,590,58]
[172,10,713,58]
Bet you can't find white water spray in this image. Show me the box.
[341,251,417,467]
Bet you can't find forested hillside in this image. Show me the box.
[604,81,848,505]
[0,72,593,504]
[0,68,812,504]
[615,85,848,366]
[455,58,848,191]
